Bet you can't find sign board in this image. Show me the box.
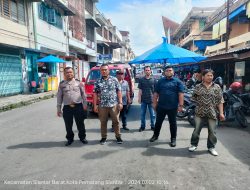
[98,54,112,63]
[235,61,245,77]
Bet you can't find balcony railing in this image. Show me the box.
[178,32,212,47]
[205,32,250,55]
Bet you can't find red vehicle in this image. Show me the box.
[82,63,135,112]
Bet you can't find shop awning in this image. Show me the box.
[97,40,109,48]
[106,42,122,49]
[194,40,219,51]
[229,4,246,20]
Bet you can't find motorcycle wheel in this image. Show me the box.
[187,109,195,127]
[235,110,248,128]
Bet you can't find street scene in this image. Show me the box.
[0,90,250,190]
[1,0,250,189]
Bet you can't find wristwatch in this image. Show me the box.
[178,105,183,107]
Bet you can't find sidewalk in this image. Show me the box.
[0,91,57,112]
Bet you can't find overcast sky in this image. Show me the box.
[97,0,226,56]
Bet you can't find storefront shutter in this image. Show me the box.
[0,54,23,96]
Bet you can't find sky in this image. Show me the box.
[96,0,226,56]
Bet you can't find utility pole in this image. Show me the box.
[225,0,230,52]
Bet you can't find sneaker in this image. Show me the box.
[100,138,107,145]
[139,128,145,132]
[208,148,218,156]
[151,127,155,131]
[80,138,88,144]
[188,145,197,152]
[116,137,123,144]
[149,135,158,142]
[65,140,74,146]
[170,138,176,147]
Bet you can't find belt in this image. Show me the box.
[66,103,82,108]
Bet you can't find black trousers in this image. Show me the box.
[63,103,86,141]
[153,106,177,140]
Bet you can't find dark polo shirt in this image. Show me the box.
[155,77,184,110]
[138,77,156,104]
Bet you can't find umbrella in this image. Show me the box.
[130,37,206,64]
[36,55,66,63]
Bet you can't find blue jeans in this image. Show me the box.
[190,116,217,149]
[140,102,156,129]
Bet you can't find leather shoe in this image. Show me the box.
[122,126,129,130]
[149,135,158,142]
[170,139,176,147]
[65,140,74,146]
[80,139,88,144]
[139,128,145,132]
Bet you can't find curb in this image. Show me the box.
[0,93,56,113]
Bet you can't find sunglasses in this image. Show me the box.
[117,73,124,75]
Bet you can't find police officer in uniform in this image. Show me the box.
[57,67,88,146]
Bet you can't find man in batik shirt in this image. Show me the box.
[93,63,123,145]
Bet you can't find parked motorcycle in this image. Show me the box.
[222,89,248,128]
[239,93,250,115]
[177,89,193,118]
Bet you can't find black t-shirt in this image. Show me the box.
[138,77,155,104]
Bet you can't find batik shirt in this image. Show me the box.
[191,82,224,120]
[94,76,121,108]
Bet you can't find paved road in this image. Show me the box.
[0,92,250,190]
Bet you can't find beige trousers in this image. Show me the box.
[98,105,120,138]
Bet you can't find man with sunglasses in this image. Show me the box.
[149,66,184,147]
[116,69,131,130]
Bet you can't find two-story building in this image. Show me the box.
[96,11,122,64]
[201,0,250,89]
[171,7,218,77]
[0,0,39,96]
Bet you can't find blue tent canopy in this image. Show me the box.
[36,55,66,63]
[130,37,206,64]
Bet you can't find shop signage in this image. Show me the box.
[235,61,245,77]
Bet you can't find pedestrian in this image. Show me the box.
[188,69,225,156]
[193,68,202,85]
[149,66,184,147]
[93,63,123,145]
[116,69,131,130]
[57,67,88,146]
[138,66,156,132]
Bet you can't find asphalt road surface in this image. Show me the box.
[0,90,250,190]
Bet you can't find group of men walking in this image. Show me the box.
[57,64,225,156]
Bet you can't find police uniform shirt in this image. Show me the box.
[57,79,87,112]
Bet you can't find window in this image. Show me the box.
[11,0,17,21]
[0,0,25,24]
[47,9,56,24]
[38,3,63,29]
